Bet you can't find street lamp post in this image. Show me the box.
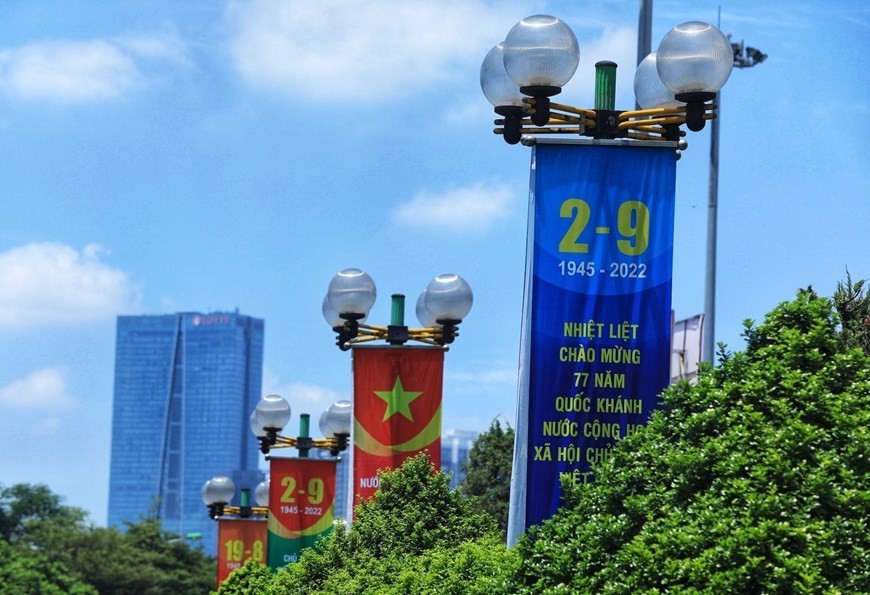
[481,17,734,144]
[247,395,352,570]
[323,268,473,350]
[323,268,472,509]
[481,15,738,545]
[702,38,766,362]
[201,476,269,521]
[249,394,352,458]
[636,0,653,110]
[202,397,352,517]
[201,475,270,585]
[203,396,352,579]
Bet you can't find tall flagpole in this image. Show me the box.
[637,0,653,106]
[702,7,722,364]
[703,88,720,362]
[638,0,653,65]
[702,7,766,362]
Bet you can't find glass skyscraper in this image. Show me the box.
[441,429,480,489]
[108,311,265,553]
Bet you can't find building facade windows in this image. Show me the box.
[108,312,264,554]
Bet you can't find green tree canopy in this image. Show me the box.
[833,272,870,353]
[1,483,215,594]
[0,483,72,543]
[459,418,514,535]
[513,288,870,593]
[211,559,274,595]
[228,452,518,595]
[0,539,97,595]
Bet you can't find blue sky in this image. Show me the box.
[0,0,867,524]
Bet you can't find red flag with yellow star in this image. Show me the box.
[352,346,444,505]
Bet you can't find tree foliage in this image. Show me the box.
[0,483,69,543]
[274,452,510,594]
[833,272,870,354]
[211,559,274,595]
[11,281,864,594]
[0,483,215,594]
[512,288,870,594]
[459,419,514,535]
[0,539,97,595]
[217,452,518,594]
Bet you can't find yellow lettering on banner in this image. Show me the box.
[561,469,595,485]
[583,421,621,440]
[556,199,652,256]
[600,346,641,364]
[594,370,625,388]
[558,198,592,253]
[307,478,324,505]
[252,540,264,562]
[542,419,579,437]
[563,320,604,338]
[616,201,649,255]
[560,346,596,362]
[533,443,552,461]
[280,476,297,503]
[554,394,591,412]
[596,396,643,414]
[586,445,614,465]
[609,321,640,340]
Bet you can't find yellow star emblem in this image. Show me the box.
[374,376,422,421]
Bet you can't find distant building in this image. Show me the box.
[107,312,265,554]
[441,429,480,488]
[671,313,704,384]
[311,448,349,521]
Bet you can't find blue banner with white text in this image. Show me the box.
[522,142,676,530]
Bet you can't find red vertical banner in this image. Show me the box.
[352,346,444,505]
[216,518,267,585]
[267,457,337,570]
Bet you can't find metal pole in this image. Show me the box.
[636,0,653,109]
[637,0,653,65]
[702,21,766,362]
[703,94,720,362]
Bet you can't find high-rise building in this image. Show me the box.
[311,448,350,521]
[108,311,265,553]
[441,429,480,489]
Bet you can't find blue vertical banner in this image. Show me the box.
[510,140,677,536]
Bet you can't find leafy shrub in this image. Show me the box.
[270,453,514,594]
[513,289,870,594]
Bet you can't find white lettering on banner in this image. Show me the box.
[359,476,379,489]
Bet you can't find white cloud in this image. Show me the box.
[263,367,348,423]
[559,26,640,108]
[0,40,141,100]
[447,368,518,385]
[0,367,73,409]
[393,182,516,232]
[115,29,190,66]
[0,242,141,328]
[225,0,512,101]
[0,31,189,101]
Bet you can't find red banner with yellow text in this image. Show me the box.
[352,346,444,505]
[216,518,267,586]
[267,457,337,570]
